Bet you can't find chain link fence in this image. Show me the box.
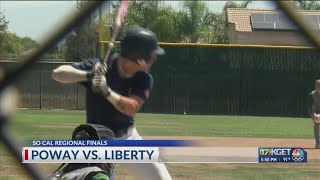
[0,60,86,109]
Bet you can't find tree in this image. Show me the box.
[64,0,99,61]
[223,0,253,12]
[0,12,9,57]
[124,1,182,42]
[151,4,184,42]
[41,43,66,60]
[293,0,320,10]
[99,0,253,44]
[176,0,253,43]
[126,1,159,29]
[0,12,40,58]
[200,12,228,44]
[5,33,21,55]
[178,0,210,43]
[21,37,39,52]
[3,32,23,57]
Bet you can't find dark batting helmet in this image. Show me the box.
[120,27,165,63]
[72,124,115,140]
[47,124,115,180]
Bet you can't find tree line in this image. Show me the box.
[0,0,319,62]
[0,12,65,60]
[67,0,253,62]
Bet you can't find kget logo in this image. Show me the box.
[259,148,291,156]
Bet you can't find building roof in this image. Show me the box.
[226,8,320,32]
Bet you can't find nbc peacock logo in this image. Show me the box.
[292,149,304,162]
[292,149,304,156]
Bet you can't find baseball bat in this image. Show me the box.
[91,0,129,93]
[103,0,130,65]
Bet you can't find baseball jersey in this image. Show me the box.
[71,56,153,132]
[308,90,320,115]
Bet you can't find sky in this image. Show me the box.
[0,1,276,41]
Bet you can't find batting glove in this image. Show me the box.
[92,75,111,97]
[86,62,108,81]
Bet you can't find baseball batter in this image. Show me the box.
[308,80,320,149]
[52,27,172,179]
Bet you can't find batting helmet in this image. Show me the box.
[47,124,115,180]
[72,124,115,140]
[120,27,165,63]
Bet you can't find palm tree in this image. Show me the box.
[223,0,253,12]
[178,0,252,44]
[178,0,210,43]
[124,1,184,42]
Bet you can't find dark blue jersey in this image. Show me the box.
[71,56,153,132]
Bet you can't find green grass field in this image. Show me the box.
[7,110,315,139]
[0,109,319,180]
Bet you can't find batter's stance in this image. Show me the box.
[52,27,172,179]
[308,80,320,149]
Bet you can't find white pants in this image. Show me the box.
[111,127,172,180]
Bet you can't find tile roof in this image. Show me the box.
[226,8,320,32]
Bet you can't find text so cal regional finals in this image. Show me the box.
[32,140,108,146]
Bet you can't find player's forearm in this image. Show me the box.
[105,92,141,117]
[52,65,91,84]
[91,75,143,116]
[115,97,141,116]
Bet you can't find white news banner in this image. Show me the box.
[159,147,259,163]
[22,147,159,163]
[23,147,259,163]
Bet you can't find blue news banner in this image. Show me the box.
[28,140,194,147]
[258,147,307,163]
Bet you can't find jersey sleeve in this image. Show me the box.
[130,72,154,101]
[70,58,100,88]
